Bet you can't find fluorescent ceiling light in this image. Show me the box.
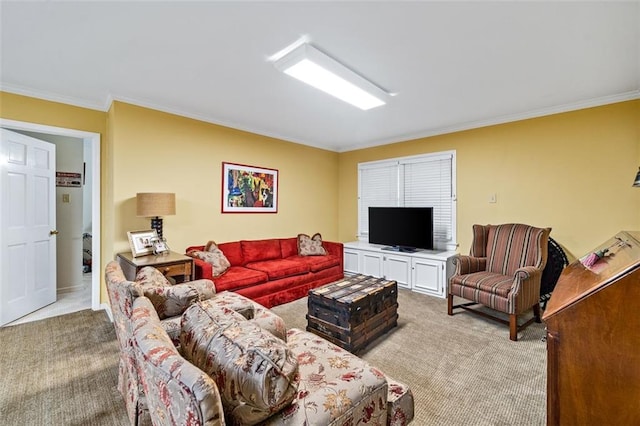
[273,43,390,110]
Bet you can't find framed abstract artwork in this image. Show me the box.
[222,162,278,213]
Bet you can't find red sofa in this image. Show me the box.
[185,237,344,308]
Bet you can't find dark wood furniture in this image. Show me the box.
[306,274,398,353]
[116,251,193,283]
[542,230,640,426]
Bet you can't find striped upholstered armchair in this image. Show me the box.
[447,223,551,341]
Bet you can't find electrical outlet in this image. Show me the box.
[62,194,70,203]
[489,193,497,203]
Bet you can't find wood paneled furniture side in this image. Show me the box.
[116,251,194,283]
[542,230,640,425]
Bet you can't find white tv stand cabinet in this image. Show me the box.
[343,241,457,299]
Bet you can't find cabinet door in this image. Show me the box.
[412,258,443,298]
[383,254,411,289]
[360,251,383,277]
[343,249,360,274]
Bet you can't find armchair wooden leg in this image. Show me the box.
[533,303,541,323]
[447,294,454,316]
[509,314,518,341]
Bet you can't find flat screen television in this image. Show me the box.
[368,207,434,252]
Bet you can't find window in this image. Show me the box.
[358,151,456,251]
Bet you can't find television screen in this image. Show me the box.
[368,207,434,251]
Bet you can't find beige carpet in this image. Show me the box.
[0,310,127,425]
[0,289,546,425]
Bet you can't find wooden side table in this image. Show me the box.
[116,251,193,283]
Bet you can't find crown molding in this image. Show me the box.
[2,84,637,153]
[106,94,337,151]
[0,83,106,112]
[339,90,640,153]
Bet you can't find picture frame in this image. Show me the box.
[127,229,158,257]
[222,162,278,213]
[151,237,170,255]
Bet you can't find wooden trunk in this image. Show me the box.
[307,275,398,353]
[542,230,640,425]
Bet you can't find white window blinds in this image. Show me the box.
[358,162,399,239]
[402,154,453,245]
[358,151,456,251]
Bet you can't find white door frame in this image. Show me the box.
[0,118,101,311]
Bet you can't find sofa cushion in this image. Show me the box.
[135,266,201,320]
[279,237,299,258]
[135,266,171,287]
[241,239,282,264]
[186,279,217,301]
[141,285,199,320]
[181,309,299,425]
[246,258,309,280]
[189,244,230,277]
[213,265,268,292]
[218,241,244,266]
[286,254,340,273]
[449,271,513,298]
[181,303,247,343]
[205,291,255,319]
[201,292,287,341]
[297,233,327,256]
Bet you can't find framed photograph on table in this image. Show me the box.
[151,237,170,255]
[127,229,158,257]
[222,162,278,213]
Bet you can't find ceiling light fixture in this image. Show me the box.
[272,43,391,110]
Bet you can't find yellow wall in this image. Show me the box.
[338,100,640,260]
[109,102,340,255]
[0,92,106,134]
[2,91,639,303]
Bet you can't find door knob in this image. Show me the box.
[50,230,59,235]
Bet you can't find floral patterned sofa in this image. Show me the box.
[185,234,344,308]
[128,292,415,425]
[105,261,286,426]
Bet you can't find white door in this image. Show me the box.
[0,128,57,325]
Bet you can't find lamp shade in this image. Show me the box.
[633,167,640,188]
[136,193,176,217]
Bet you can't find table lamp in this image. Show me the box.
[136,192,176,240]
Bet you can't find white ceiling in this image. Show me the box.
[1,1,639,152]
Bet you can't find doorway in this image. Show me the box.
[0,119,101,320]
